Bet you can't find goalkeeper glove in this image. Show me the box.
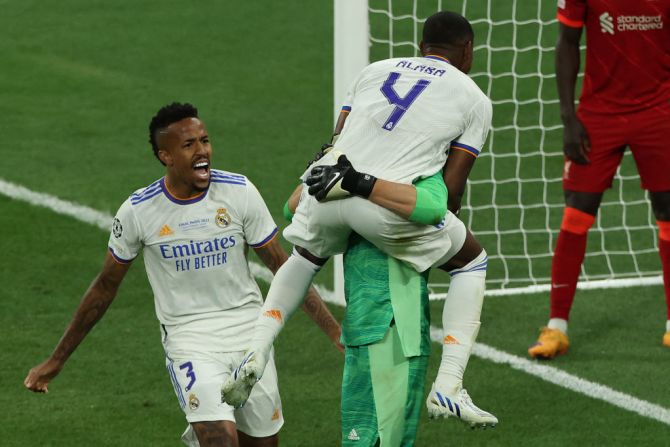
[305,154,377,202]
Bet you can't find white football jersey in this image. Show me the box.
[108,170,277,353]
[335,55,492,183]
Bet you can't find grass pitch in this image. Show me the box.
[2,0,670,445]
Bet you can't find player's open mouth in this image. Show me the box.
[193,160,210,180]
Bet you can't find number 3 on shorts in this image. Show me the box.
[179,361,196,392]
[380,72,431,131]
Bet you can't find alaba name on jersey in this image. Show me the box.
[558,0,670,114]
[108,170,277,353]
[333,55,492,184]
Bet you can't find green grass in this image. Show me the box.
[2,0,670,445]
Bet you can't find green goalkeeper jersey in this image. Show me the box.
[342,234,431,356]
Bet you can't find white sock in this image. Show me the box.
[548,318,568,334]
[435,250,487,395]
[666,320,670,333]
[249,251,321,362]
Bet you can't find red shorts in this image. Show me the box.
[562,101,670,193]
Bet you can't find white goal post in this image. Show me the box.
[333,0,662,299]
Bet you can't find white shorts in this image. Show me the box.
[165,348,283,442]
[286,184,457,272]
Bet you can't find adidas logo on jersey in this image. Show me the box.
[271,408,281,421]
[347,429,360,441]
[159,224,174,237]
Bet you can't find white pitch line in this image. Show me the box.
[3,177,669,425]
[0,178,112,231]
[430,326,670,426]
[0,177,344,305]
[2,178,659,301]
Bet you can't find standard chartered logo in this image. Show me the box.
[600,11,664,35]
[600,12,614,34]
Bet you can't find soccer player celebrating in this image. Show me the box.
[224,11,497,427]
[23,103,342,446]
[528,1,670,358]
[285,169,497,436]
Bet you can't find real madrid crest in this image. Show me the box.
[189,393,200,410]
[215,208,231,228]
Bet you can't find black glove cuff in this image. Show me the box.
[342,170,377,199]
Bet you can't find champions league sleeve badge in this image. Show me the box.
[215,208,231,228]
[112,217,123,238]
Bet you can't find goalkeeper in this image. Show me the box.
[283,172,495,444]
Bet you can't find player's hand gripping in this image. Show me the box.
[24,357,63,393]
[562,114,591,164]
[306,143,335,168]
[306,154,377,202]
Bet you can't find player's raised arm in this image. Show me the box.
[253,237,343,352]
[442,148,476,216]
[556,22,590,164]
[24,252,131,393]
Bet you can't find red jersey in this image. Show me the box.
[557,0,670,114]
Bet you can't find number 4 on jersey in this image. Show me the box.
[380,72,431,131]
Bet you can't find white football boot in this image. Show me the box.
[425,383,498,428]
[221,350,267,408]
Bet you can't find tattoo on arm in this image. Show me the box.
[301,288,341,341]
[51,254,129,363]
[253,238,288,275]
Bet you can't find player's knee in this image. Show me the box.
[560,207,596,235]
[472,249,488,275]
[294,246,328,268]
[291,247,328,273]
[452,249,487,277]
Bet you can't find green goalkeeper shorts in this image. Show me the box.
[341,325,429,447]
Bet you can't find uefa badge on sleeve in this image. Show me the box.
[215,208,231,228]
[112,218,123,238]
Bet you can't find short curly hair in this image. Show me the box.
[148,102,199,165]
[423,11,474,48]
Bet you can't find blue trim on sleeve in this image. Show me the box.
[341,106,352,112]
[451,142,481,157]
[249,227,278,248]
[108,247,134,264]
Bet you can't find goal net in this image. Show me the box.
[335,0,662,297]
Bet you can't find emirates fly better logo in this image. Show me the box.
[600,12,615,34]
